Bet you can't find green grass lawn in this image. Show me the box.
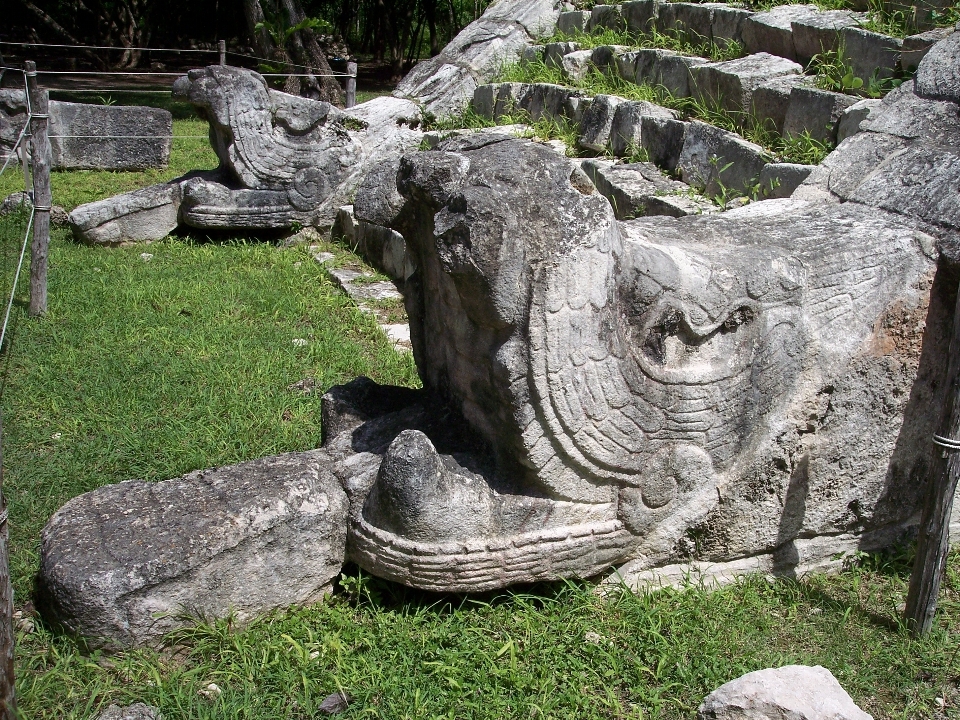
[0,105,958,720]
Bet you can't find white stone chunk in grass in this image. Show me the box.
[557,10,590,35]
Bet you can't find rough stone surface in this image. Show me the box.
[609,100,677,157]
[544,41,580,69]
[692,53,803,113]
[622,0,658,33]
[590,4,625,31]
[68,177,189,245]
[783,85,859,142]
[841,27,902,84]
[697,665,872,720]
[915,30,960,103]
[836,98,882,142]
[657,3,715,44]
[93,704,162,720]
[561,50,595,81]
[711,4,754,47]
[657,53,710,98]
[557,10,590,34]
[579,94,627,152]
[902,26,954,71]
[49,102,172,170]
[741,4,820,61]
[678,120,770,196]
[0,89,29,166]
[790,10,864,65]
[38,450,349,647]
[640,115,688,172]
[581,158,697,218]
[758,162,815,198]
[393,0,559,117]
[751,75,811,133]
[1,191,69,227]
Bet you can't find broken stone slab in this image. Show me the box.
[49,102,172,171]
[711,4,754,47]
[93,704,162,720]
[915,30,960,104]
[581,158,697,218]
[37,450,349,648]
[836,98,882,142]
[589,4,626,31]
[473,82,527,120]
[691,52,803,114]
[544,41,580,69]
[515,83,588,121]
[741,4,820,61]
[644,190,718,216]
[678,120,770,196]
[782,85,859,142]
[622,0,658,33]
[579,94,627,152]
[561,50,595,82]
[697,665,872,720]
[609,100,678,157]
[757,162,815,198]
[394,0,559,117]
[751,75,812,133]
[790,10,865,66]
[520,44,544,63]
[657,53,710,98]
[841,26,902,84]
[620,48,679,86]
[328,267,404,304]
[640,114,688,172]
[557,10,590,34]
[901,26,954,71]
[591,45,633,74]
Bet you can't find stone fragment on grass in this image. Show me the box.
[589,4,625,31]
[579,94,627,152]
[836,98,882,142]
[757,162,815,198]
[622,0,657,33]
[901,26,954,71]
[640,115,688,172]
[697,665,872,720]
[473,82,527,120]
[691,52,802,113]
[790,10,864,66]
[93,703,162,720]
[782,85,859,142]
[625,48,679,86]
[37,450,349,648]
[562,50,595,81]
[657,3,714,44]
[609,100,678,157]
[741,4,819,61]
[520,44,544,63]
[915,30,960,104]
[68,177,190,246]
[519,83,587,121]
[841,27,902,84]
[557,10,590,35]
[591,45,633,73]
[1,191,69,227]
[544,41,580,69]
[678,120,769,197]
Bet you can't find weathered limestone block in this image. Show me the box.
[581,158,695,218]
[622,0,658,33]
[49,102,172,171]
[741,4,820,61]
[520,44,544,63]
[609,100,677,157]
[836,98,882,142]
[790,10,864,66]
[915,30,960,103]
[519,83,588,121]
[579,94,627,151]
[678,120,769,196]
[68,177,188,246]
[644,191,717,216]
[902,26,954,71]
[697,666,872,720]
[473,82,528,120]
[658,54,710,98]
[589,4,625,31]
[783,85,859,142]
[758,162,815,198]
[394,0,559,117]
[591,45,633,74]
[557,10,590,34]
[691,53,803,114]
[0,89,29,165]
[640,114,688,172]
[544,41,580,69]
[841,27,902,84]
[38,450,348,647]
[657,3,714,44]
[621,48,679,86]
[751,75,812,133]
[711,4,753,47]
[562,50,596,81]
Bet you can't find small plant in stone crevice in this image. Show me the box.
[621,141,651,165]
[775,130,833,165]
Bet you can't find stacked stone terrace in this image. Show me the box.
[469,0,955,218]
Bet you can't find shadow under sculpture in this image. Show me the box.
[341,134,936,592]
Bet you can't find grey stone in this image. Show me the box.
[589,4,625,31]
[697,665,872,720]
[644,190,717,216]
[1,191,69,227]
[473,82,528,120]
[782,85,859,142]
[557,10,590,35]
[622,0,659,33]
[836,98,882,142]
[591,45,633,74]
[624,48,680,86]
[581,158,696,218]
[751,75,812,133]
[640,114,688,172]
[711,5,754,47]
[37,450,349,647]
[519,83,587,121]
[328,267,403,303]
[562,50,596,81]
[791,10,865,66]
[678,120,770,196]
[691,53,803,113]
[657,53,710,98]
[0,89,30,166]
[520,44,544,63]
[901,27,954,71]
[657,3,715,45]
[544,41,580,69]
[841,26,902,84]
[68,177,188,246]
[757,162,815,198]
[93,704,162,720]
[916,30,960,104]
[609,100,678,157]
[394,0,559,117]
[741,4,820,61]
[48,102,171,171]
[579,94,627,152]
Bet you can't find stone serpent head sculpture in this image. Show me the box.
[347,134,934,591]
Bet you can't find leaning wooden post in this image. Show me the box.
[25,61,50,317]
[219,40,226,66]
[905,274,960,636]
[346,61,357,109]
[0,413,15,720]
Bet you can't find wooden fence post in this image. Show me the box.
[346,61,357,109]
[219,40,226,66]
[905,275,960,636]
[25,61,50,317]
[0,412,15,720]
